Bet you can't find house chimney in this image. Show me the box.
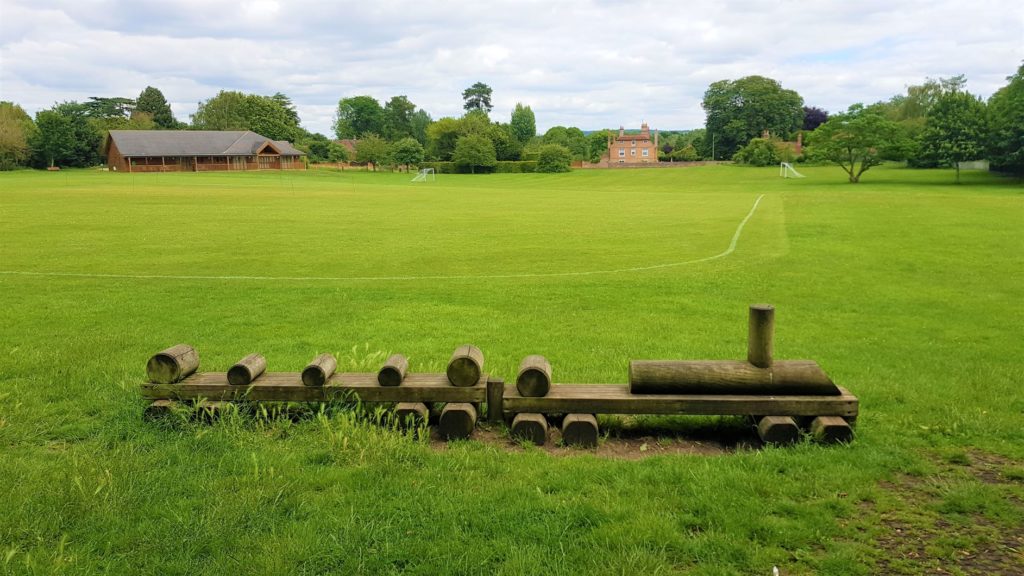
[619,126,624,137]
[654,129,659,151]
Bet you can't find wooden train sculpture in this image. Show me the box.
[141,305,858,447]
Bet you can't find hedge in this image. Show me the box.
[419,161,537,174]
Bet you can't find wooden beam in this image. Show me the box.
[810,416,854,444]
[486,377,504,422]
[141,371,488,403]
[511,413,548,445]
[756,416,800,445]
[562,414,599,448]
[748,304,775,368]
[504,383,858,418]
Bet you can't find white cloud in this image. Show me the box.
[1,0,1021,135]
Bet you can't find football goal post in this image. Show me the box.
[411,168,436,182]
[780,162,805,178]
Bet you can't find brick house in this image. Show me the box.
[607,123,659,164]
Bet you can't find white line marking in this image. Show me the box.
[1,194,765,282]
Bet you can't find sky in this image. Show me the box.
[1,0,1022,136]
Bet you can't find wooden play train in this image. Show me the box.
[141,305,858,447]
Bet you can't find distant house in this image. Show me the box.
[105,130,306,173]
[607,123,659,164]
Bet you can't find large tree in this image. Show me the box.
[354,134,390,171]
[30,102,102,168]
[701,75,804,159]
[452,133,496,173]
[987,63,1024,175]
[509,103,536,144]
[807,104,907,183]
[426,117,461,161]
[409,109,432,145]
[462,82,493,113]
[135,86,178,128]
[192,91,299,140]
[802,106,829,131]
[918,91,987,183]
[0,102,35,170]
[333,95,384,139]
[382,95,416,140]
[390,137,424,171]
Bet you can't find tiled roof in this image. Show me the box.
[107,130,305,157]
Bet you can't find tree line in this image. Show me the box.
[702,64,1024,182]
[2,65,1021,178]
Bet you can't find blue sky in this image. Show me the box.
[1,0,1021,136]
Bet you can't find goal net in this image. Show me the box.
[779,162,805,178]
[411,168,436,182]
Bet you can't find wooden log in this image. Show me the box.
[562,414,599,448]
[439,403,477,440]
[146,344,199,384]
[301,353,337,387]
[810,416,853,444]
[227,353,267,386]
[503,384,858,418]
[143,399,177,420]
[747,304,774,368]
[446,345,484,387]
[756,416,800,445]
[516,355,552,397]
[486,378,504,422]
[628,359,839,396]
[377,354,409,387]
[394,402,429,428]
[511,413,548,445]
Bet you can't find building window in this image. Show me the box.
[642,149,649,157]
[631,149,636,156]
[631,140,636,146]
[618,149,625,157]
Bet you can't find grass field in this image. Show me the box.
[1,165,1022,575]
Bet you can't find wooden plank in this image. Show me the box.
[486,377,504,422]
[504,384,858,417]
[141,371,487,403]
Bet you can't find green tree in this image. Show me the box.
[426,117,461,161]
[298,133,348,163]
[135,86,178,128]
[382,95,416,140]
[987,63,1024,175]
[390,137,424,171]
[334,96,384,139]
[462,82,493,113]
[509,103,536,144]
[918,91,987,183]
[270,92,300,126]
[563,127,589,160]
[192,90,248,130]
[487,123,520,161]
[536,144,572,172]
[587,130,611,162]
[409,109,432,145]
[452,133,496,173]
[543,126,568,146]
[807,104,907,183]
[83,96,135,119]
[30,102,102,168]
[733,137,793,166]
[354,134,390,171]
[459,109,491,136]
[701,75,804,159]
[0,102,36,170]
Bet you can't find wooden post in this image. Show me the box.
[227,353,267,386]
[439,403,477,440]
[394,402,429,428]
[446,345,484,387]
[377,354,409,387]
[628,359,839,395]
[562,414,599,448]
[301,353,337,387]
[810,416,853,444]
[748,304,774,368]
[486,377,504,422]
[146,344,199,384]
[511,413,548,445]
[756,416,800,445]
[516,355,552,397]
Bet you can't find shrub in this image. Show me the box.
[536,144,572,173]
[734,137,794,166]
[494,161,537,173]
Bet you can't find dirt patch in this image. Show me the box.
[869,451,1024,575]
[427,419,757,458]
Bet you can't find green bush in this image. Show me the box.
[419,161,458,174]
[536,144,572,173]
[494,161,537,173]
[734,137,794,166]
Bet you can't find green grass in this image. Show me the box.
[1,165,1022,575]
